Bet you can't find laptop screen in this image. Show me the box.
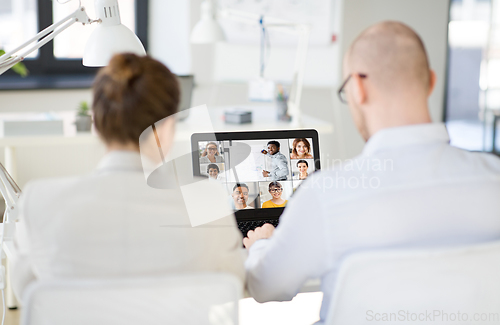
[192,130,320,213]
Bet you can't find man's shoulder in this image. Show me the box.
[459,149,500,171]
[274,152,287,158]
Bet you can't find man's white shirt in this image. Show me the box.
[245,123,500,324]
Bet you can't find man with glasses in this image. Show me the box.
[243,21,500,324]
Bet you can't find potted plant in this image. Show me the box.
[75,101,92,132]
[0,49,28,77]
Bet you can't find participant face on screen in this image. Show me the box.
[267,143,278,155]
[208,167,219,179]
[296,141,309,156]
[298,162,308,174]
[207,143,218,156]
[269,185,283,199]
[232,186,249,208]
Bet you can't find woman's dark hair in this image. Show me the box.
[267,140,280,149]
[92,53,180,146]
[268,181,282,190]
[207,164,219,173]
[297,160,308,167]
[233,183,249,192]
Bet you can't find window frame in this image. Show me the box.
[0,0,149,90]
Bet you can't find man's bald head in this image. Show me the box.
[347,21,431,94]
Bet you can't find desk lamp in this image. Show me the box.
[0,1,144,322]
[0,0,146,75]
[0,163,21,325]
[190,0,310,127]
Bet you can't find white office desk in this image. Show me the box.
[176,105,334,135]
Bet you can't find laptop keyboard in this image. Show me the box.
[238,219,279,237]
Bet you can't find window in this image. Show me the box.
[445,0,492,152]
[0,0,148,90]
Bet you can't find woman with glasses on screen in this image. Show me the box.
[200,142,224,164]
[262,181,288,208]
[11,54,244,301]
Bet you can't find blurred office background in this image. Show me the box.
[0,0,497,324]
[0,0,454,189]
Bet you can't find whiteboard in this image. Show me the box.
[228,142,269,182]
[218,0,334,46]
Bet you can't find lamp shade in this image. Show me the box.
[83,24,146,66]
[190,0,226,44]
[83,0,146,66]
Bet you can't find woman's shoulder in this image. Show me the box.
[262,200,273,208]
[290,153,298,159]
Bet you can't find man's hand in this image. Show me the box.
[261,150,268,155]
[243,223,275,249]
[262,170,270,177]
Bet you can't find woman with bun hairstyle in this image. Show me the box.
[290,138,313,159]
[11,54,244,300]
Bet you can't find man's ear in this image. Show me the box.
[351,74,367,105]
[428,69,437,97]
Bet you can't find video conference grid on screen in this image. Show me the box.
[198,138,317,211]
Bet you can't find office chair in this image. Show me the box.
[21,273,242,325]
[326,241,500,325]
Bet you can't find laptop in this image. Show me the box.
[191,129,321,236]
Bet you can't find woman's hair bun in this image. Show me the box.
[92,53,180,146]
[106,53,144,86]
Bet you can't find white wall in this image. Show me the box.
[149,0,192,75]
[213,43,340,87]
[189,0,341,87]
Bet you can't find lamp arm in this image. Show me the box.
[0,6,92,75]
[0,164,20,224]
[0,164,19,211]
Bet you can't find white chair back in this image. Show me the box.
[327,241,500,325]
[21,272,242,325]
